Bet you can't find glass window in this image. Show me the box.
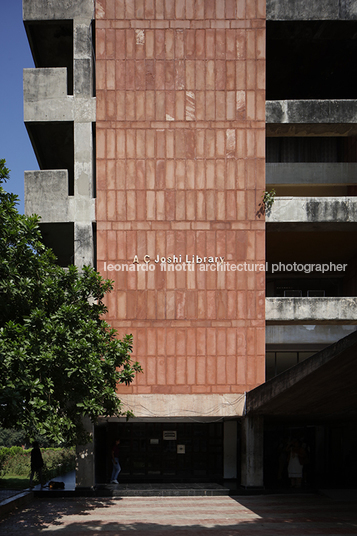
[266,352,276,380]
[276,352,298,375]
[298,351,316,362]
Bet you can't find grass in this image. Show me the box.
[0,475,30,490]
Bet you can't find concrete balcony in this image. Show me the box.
[267,197,357,223]
[24,68,73,122]
[24,68,95,122]
[23,0,94,21]
[25,170,71,223]
[25,169,95,224]
[266,297,357,324]
[266,163,357,186]
[266,100,357,124]
[267,0,357,20]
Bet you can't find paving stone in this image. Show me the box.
[1,494,357,535]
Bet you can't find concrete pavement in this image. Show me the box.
[1,493,357,535]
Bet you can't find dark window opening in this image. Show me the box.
[92,222,97,271]
[39,222,74,267]
[26,121,74,196]
[267,137,357,163]
[92,122,96,198]
[25,20,74,95]
[266,351,316,380]
[267,21,357,100]
[91,19,96,97]
[266,277,344,298]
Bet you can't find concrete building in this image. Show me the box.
[23,0,357,489]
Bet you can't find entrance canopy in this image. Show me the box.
[246,329,357,422]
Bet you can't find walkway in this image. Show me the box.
[1,493,357,535]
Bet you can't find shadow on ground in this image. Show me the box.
[0,494,357,535]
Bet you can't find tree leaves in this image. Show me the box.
[0,160,142,446]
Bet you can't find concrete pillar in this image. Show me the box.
[224,420,237,479]
[76,417,95,488]
[73,113,95,268]
[315,425,326,486]
[241,415,264,488]
[74,20,93,98]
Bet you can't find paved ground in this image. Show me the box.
[1,494,357,535]
[0,490,22,502]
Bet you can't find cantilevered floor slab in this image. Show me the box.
[246,329,357,421]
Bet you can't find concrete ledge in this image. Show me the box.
[25,170,70,222]
[266,100,357,124]
[23,0,94,21]
[23,68,96,122]
[114,394,246,419]
[266,297,357,324]
[25,98,74,123]
[267,0,357,20]
[24,68,74,122]
[24,68,67,102]
[266,163,357,186]
[267,197,357,223]
[0,491,33,519]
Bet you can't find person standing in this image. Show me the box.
[110,438,121,484]
[287,439,306,488]
[29,441,44,488]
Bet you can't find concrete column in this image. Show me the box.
[315,425,326,486]
[73,118,95,268]
[74,222,94,267]
[76,417,95,488]
[241,415,264,488]
[74,20,93,97]
[224,420,237,479]
[74,122,93,199]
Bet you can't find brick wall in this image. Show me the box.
[96,0,266,396]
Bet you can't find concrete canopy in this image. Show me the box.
[246,330,357,421]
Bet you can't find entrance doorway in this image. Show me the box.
[95,421,223,483]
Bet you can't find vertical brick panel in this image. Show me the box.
[96,0,266,395]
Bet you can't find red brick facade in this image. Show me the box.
[95,0,266,396]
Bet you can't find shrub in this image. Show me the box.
[0,447,75,483]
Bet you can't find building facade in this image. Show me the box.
[23,0,357,488]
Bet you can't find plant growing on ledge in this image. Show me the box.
[0,159,142,446]
[262,189,276,212]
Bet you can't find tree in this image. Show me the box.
[0,160,142,445]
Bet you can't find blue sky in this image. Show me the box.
[0,0,38,213]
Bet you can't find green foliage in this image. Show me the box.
[0,160,142,446]
[0,427,28,448]
[0,426,56,449]
[0,476,29,490]
[0,447,30,477]
[0,446,75,483]
[262,189,276,212]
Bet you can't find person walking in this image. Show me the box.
[29,441,44,488]
[110,438,121,484]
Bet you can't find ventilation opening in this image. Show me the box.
[267,21,357,100]
[25,20,74,95]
